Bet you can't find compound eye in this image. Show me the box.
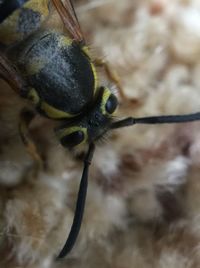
[105,94,118,114]
[60,130,85,148]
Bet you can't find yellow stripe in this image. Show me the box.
[82,46,98,93]
[101,88,111,115]
[82,46,90,56]
[41,101,78,119]
[91,62,98,92]
[0,10,21,45]
[0,0,49,45]
[24,0,49,15]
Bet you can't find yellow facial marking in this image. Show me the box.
[41,102,78,119]
[101,88,111,115]
[28,88,40,105]
[56,126,88,147]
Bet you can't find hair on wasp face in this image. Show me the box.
[1,0,200,262]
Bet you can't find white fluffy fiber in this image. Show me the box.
[1,0,200,267]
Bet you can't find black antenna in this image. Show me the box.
[111,112,200,129]
[57,143,95,259]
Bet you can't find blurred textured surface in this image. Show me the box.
[1,0,200,267]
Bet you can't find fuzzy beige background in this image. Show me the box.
[1,0,200,267]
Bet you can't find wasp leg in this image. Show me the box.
[19,109,43,169]
[94,58,127,101]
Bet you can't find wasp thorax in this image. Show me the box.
[55,87,118,148]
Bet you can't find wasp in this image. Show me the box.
[0,0,200,260]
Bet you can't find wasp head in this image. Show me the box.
[55,87,118,148]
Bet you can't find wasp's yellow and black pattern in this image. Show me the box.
[0,0,116,149]
[0,0,120,258]
[2,0,199,260]
[0,0,49,45]
[0,0,101,123]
